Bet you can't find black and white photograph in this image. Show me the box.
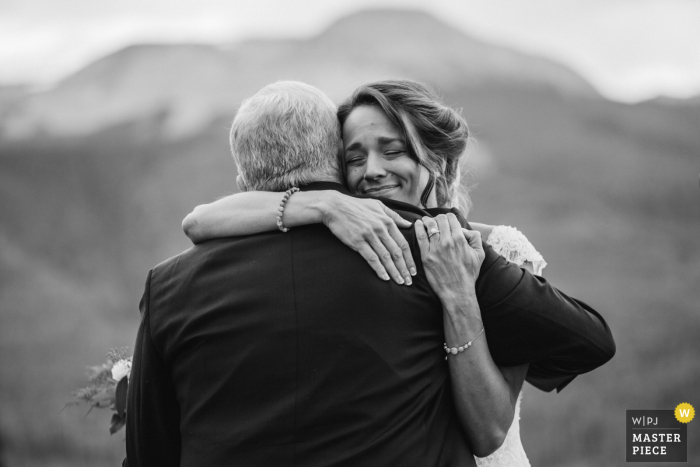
[0,1,698,466]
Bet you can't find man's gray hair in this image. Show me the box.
[230,81,342,191]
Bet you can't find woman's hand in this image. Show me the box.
[320,192,417,285]
[414,213,485,307]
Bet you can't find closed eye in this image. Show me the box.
[345,156,366,167]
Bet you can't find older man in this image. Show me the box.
[124,81,614,466]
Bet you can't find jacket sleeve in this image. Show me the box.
[124,269,182,466]
[475,242,616,392]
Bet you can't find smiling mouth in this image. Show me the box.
[363,184,399,195]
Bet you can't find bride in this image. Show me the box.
[183,79,545,466]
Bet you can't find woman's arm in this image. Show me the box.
[415,214,523,457]
[445,292,527,457]
[183,190,417,285]
[183,191,327,241]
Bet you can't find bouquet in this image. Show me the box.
[67,347,132,434]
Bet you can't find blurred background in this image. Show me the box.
[1,0,698,465]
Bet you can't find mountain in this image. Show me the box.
[310,10,596,94]
[1,8,699,467]
[644,94,700,107]
[0,9,597,139]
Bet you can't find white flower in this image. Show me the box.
[111,359,132,382]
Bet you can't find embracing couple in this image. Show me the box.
[123,80,615,466]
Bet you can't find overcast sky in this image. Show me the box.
[2,0,699,102]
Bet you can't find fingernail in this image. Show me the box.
[410,267,417,276]
[381,273,390,281]
[396,277,405,285]
[405,277,412,286]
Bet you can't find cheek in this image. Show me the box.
[395,159,421,191]
[345,167,362,191]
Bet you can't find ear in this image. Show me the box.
[236,174,248,192]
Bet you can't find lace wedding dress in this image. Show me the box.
[474,226,547,467]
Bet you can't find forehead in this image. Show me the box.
[342,105,402,142]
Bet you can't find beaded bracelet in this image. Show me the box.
[444,327,485,360]
[276,187,300,232]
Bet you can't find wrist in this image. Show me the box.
[443,309,483,347]
[441,289,479,318]
[285,190,326,227]
[315,190,341,226]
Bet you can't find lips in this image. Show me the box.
[363,184,400,196]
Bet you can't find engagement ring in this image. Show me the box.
[428,228,439,238]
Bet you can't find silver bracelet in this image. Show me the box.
[444,327,485,360]
[276,187,300,232]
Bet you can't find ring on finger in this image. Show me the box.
[428,228,440,238]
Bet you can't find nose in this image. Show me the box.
[363,152,387,181]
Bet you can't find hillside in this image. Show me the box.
[0,9,596,140]
[1,8,699,467]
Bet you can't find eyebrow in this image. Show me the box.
[345,136,404,153]
[344,141,363,153]
[378,137,404,145]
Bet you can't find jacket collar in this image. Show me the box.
[298,182,468,227]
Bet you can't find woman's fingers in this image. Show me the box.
[462,228,484,256]
[355,244,391,281]
[381,205,412,229]
[353,212,485,284]
[435,214,452,246]
[375,228,412,284]
[461,228,485,278]
[381,205,416,280]
[366,235,406,285]
[326,196,416,284]
[415,219,430,259]
[382,223,415,283]
[421,216,440,249]
[447,214,464,242]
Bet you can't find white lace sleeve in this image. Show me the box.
[486,226,547,276]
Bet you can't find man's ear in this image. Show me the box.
[236,174,248,192]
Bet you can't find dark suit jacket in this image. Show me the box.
[125,185,475,467]
[367,185,616,391]
[125,181,615,467]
